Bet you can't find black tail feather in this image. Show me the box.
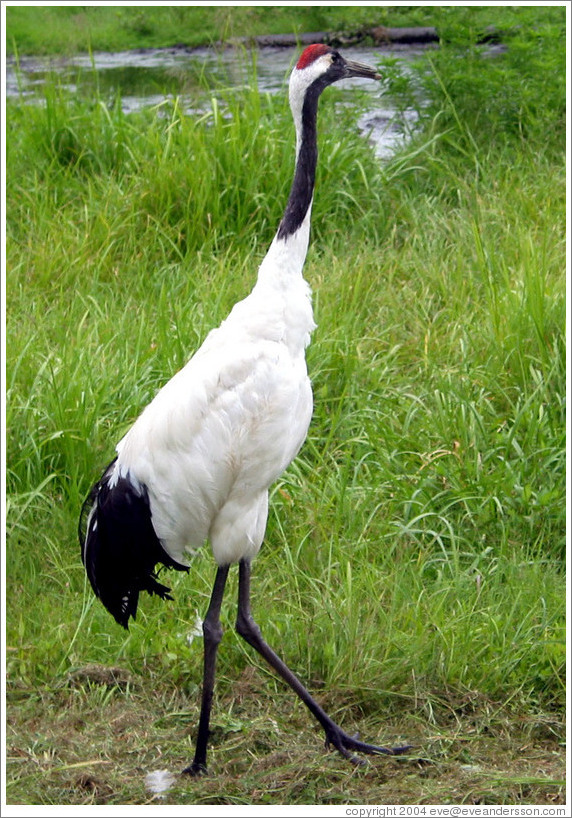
[79,458,188,629]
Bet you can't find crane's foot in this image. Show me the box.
[324,726,412,765]
[182,760,208,777]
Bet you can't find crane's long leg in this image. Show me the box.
[235,558,411,764]
[183,564,230,776]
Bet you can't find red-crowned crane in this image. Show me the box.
[80,44,410,774]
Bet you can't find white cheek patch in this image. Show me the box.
[289,55,332,108]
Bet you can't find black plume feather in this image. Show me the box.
[79,458,188,628]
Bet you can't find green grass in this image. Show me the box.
[5,8,566,806]
[4,5,396,55]
[5,4,565,56]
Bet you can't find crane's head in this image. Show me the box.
[289,44,381,109]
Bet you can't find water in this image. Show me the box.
[6,44,425,158]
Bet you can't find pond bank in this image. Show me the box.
[217,24,505,50]
[226,26,439,49]
[5,42,425,160]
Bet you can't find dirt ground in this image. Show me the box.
[5,665,566,806]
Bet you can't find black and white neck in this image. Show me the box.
[258,45,381,285]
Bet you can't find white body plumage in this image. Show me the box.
[112,215,316,567]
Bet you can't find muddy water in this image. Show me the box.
[6,44,425,158]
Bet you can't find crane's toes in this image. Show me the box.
[324,727,413,763]
[390,743,414,755]
[182,761,208,777]
[324,733,363,765]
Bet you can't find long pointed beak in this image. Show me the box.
[343,59,381,81]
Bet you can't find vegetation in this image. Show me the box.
[4,4,564,56]
[8,4,405,55]
[5,5,566,807]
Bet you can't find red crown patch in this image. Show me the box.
[296,44,332,70]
